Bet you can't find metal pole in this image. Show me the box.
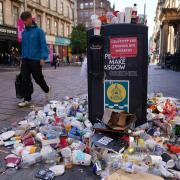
[93,0,95,15]
[143,3,146,25]
[24,0,27,11]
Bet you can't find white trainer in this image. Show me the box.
[18,101,31,108]
[46,86,52,102]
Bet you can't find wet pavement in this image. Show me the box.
[0,65,179,180]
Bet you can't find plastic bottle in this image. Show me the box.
[21,153,42,168]
[131,4,137,24]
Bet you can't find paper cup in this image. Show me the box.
[92,19,101,36]
[117,12,125,23]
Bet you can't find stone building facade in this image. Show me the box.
[77,0,114,28]
[0,0,76,62]
[152,0,180,64]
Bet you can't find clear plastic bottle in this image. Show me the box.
[21,153,42,168]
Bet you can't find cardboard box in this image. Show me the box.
[107,170,163,180]
[103,109,136,130]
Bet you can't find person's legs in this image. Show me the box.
[21,60,32,101]
[30,60,49,93]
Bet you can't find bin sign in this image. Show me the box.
[104,80,129,111]
[110,37,138,58]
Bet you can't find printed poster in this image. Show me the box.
[104,80,129,111]
[110,37,138,58]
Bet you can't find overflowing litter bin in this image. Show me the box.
[87,24,148,126]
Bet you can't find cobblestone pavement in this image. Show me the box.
[0,65,179,180]
[148,65,180,99]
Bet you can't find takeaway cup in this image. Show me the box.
[125,7,132,23]
[117,12,125,23]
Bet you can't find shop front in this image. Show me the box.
[0,25,18,64]
[46,35,55,63]
[55,37,71,62]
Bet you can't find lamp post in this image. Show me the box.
[24,0,27,11]
[93,0,95,15]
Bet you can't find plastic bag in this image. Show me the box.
[80,57,87,78]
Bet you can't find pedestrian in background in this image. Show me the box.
[67,55,70,64]
[18,11,51,107]
[53,53,57,69]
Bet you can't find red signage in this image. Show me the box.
[110,37,138,58]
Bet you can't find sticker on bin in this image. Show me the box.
[97,136,113,146]
[110,37,138,58]
[104,80,129,111]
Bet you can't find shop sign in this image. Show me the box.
[110,37,138,58]
[104,80,129,111]
[0,27,16,35]
[55,37,71,46]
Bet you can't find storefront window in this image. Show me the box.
[46,18,51,34]
[60,2,63,15]
[54,21,58,36]
[0,2,3,25]
[13,6,19,27]
[36,15,41,27]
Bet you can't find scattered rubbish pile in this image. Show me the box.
[0,93,180,180]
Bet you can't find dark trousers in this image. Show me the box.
[21,59,49,101]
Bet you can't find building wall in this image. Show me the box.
[0,0,76,60]
[77,0,114,28]
[152,0,180,64]
[1,0,74,38]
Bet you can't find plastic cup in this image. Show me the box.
[125,7,132,23]
[92,19,101,36]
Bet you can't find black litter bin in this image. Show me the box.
[87,24,148,127]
